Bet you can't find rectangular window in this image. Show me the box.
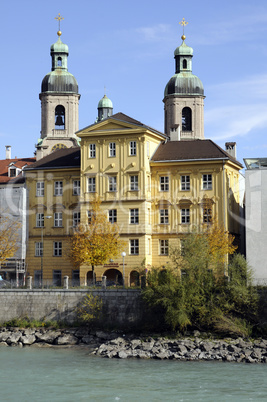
[130,141,136,156]
[89,143,96,158]
[130,208,139,224]
[159,209,169,224]
[72,270,80,286]
[203,207,212,223]
[109,176,117,192]
[54,212,63,227]
[53,270,62,286]
[202,174,212,190]
[36,182,44,197]
[181,208,190,224]
[36,213,44,227]
[181,175,190,191]
[109,209,117,223]
[53,241,62,257]
[130,239,139,255]
[159,239,169,255]
[35,242,43,257]
[130,175,139,191]
[88,177,96,192]
[73,211,80,227]
[73,180,80,195]
[160,176,169,191]
[54,181,63,196]
[109,142,116,157]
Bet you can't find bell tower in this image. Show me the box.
[36,14,80,160]
[163,19,205,140]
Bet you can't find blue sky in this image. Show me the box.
[1,0,267,169]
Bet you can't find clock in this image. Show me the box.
[51,143,67,152]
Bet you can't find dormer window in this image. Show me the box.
[9,167,16,177]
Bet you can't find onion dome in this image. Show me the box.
[41,33,79,94]
[164,35,204,97]
[97,94,113,122]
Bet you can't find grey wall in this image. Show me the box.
[0,289,142,328]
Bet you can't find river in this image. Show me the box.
[0,346,267,401]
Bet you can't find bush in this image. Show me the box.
[76,293,103,326]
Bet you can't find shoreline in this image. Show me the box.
[1,327,267,363]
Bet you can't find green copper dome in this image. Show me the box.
[98,94,113,109]
[164,38,204,97]
[41,35,79,94]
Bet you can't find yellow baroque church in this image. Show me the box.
[24,27,243,287]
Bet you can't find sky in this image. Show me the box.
[1,0,267,171]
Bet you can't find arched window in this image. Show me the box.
[55,105,65,129]
[183,59,187,69]
[57,57,62,67]
[182,107,192,131]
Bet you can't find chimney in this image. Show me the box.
[225,142,236,159]
[5,145,11,159]
[170,124,180,141]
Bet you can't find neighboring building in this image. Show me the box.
[24,147,80,287]
[0,146,35,283]
[244,158,267,285]
[35,30,80,160]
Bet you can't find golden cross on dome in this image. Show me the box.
[55,13,64,36]
[179,17,188,39]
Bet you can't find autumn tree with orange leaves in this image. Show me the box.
[0,212,21,264]
[69,198,125,283]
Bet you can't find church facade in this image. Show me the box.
[24,28,243,287]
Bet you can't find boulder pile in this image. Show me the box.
[1,327,267,363]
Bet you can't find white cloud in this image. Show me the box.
[135,24,170,42]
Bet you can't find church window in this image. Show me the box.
[55,105,65,129]
[159,239,169,255]
[54,212,63,227]
[159,209,169,224]
[203,207,212,223]
[36,182,44,197]
[73,180,80,195]
[89,144,96,158]
[160,176,169,192]
[57,57,62,66]
[181,208,190,224]
[181,175,190,191]
[183,59,187,69]
[54,181,63,196]
[130,175,139,191]
[109,142,116,157]
[88,177,96,193]
[202,174,212,190]
[182,107,192,131]
[130,141,137,156]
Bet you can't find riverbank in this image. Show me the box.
[1,327,267,363]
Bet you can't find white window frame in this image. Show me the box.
[36,213,44,227]
[130,141,137,156]
[88,177,96,193]
[109,142,116,157]
[181,175,190,191]
[53,241,62,257]
[130,208,139,224]
[35,242,43,257]
[130,239,139,255]
[181,208,190,224]
[54,212,63,227]
[89,143,96,158]
[202,174,212,190]
[73,211,80,227]
[109,176,117,192]
[54,181,63,196]
[160,176,169,192]
[109,209,117,223]
[36,182,44,197]
[73,180,80,196]
[130,175,139,191]
[159,239,169,255]
[159,209,169,224]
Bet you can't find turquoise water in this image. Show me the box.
[0,346,267,401]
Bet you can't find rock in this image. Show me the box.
[35,330,61,344]
[81,335,95,344]
[20,334,36,345]
[177,344,187,355]
[0,331,11,342]
[7,332,22,345]
[131,339,142,349]
[200,341,214,352]
[118,351,128,359]
[0,341,8,347]
[56,334,78,345]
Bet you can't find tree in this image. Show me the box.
[0,212,21,264]
[142,223,257,336]
[69,198,126,283]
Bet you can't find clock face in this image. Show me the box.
[51,143,67,152]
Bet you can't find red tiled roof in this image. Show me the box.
[0,157,36,184]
